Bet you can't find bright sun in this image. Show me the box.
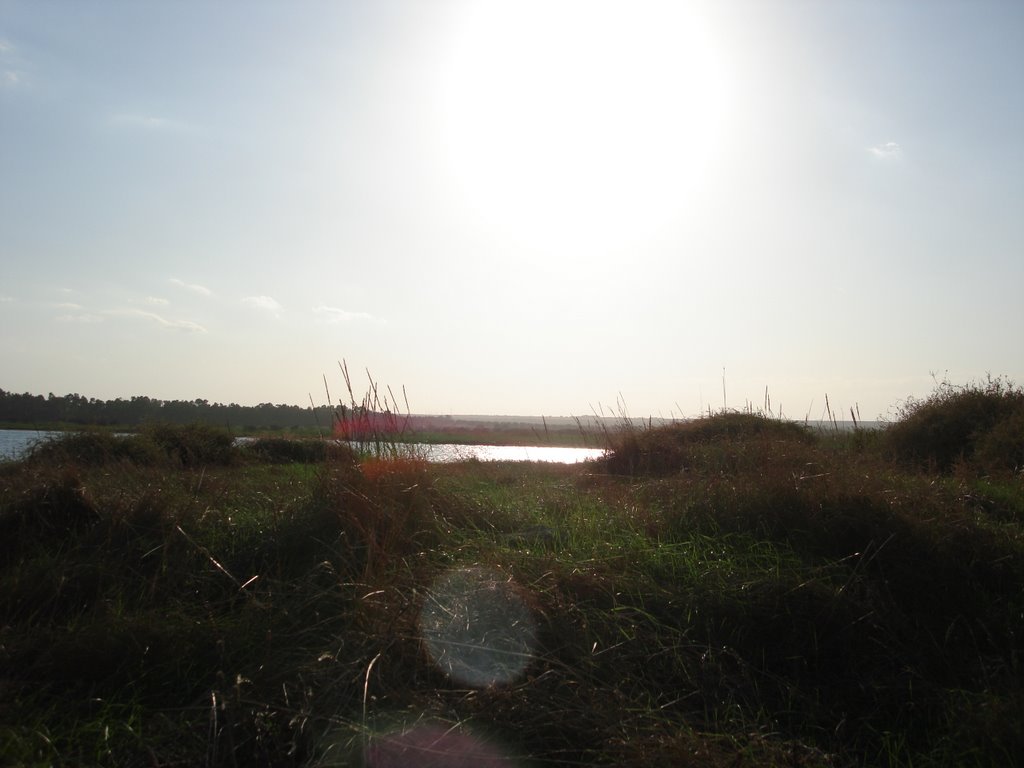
[436,0,731,259]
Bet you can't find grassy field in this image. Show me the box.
[1,380,1022,767]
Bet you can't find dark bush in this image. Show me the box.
[604,412,814,476]
[25,430,162,467]
[0,473,100,563]
[242,437,328,463]
[885,376,1024,473]
[141,423,237,467]
[975,405,1024,476]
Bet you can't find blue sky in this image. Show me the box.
[1,0,1021,419]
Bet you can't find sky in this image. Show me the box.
[1,0,1022,421]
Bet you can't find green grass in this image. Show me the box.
[1,398,1022,767]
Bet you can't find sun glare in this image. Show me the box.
[437,0,731,261]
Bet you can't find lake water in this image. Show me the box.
[415,443,605,463]
[0,429,605,465]
[0,429,65,462]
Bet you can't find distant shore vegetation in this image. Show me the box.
[0,388,595,447]
[0,388,334,430]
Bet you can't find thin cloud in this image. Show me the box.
[146,296,169,306]
[107,309,207,333]
[313,305,374,323]
[0,295,15,303]
[243,295,283,313]
[169,278,212,297]
[53,302,83,310]
[108,112,197,134]
[868,141,902,159]
[1,40,29,89]
[55,313,103,324]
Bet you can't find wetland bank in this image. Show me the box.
[1,379,1022,767]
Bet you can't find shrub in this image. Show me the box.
[885,376,1024,473]
[975,405,1024,476]
[314,454,441,580]
[242,437,328,464]
[25,430,162,467]
[0,472,100,564]
[604,412,814,476]
[140,423,237,467]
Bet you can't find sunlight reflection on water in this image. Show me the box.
[0,429,606,464]
[419,443,605,463]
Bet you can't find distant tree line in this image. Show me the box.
[0,389,338,431]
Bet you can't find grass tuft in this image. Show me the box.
[240,436,330,464]
[603,411,814,477]
[884,374,1024,474]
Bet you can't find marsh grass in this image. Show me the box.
[1,389,1022,766]
[240,437,332,464]
[21,429,164,467]
[327,361,416,460]
[884,374,1024,474]
[20,422,239,470]
[602,411,814,477]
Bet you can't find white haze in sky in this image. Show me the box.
[1,0,1021,419]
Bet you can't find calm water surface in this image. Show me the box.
[417,443,605,463]
[0,429,604,464]
[0,429,64,461]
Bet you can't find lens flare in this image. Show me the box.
[419,566,537,688]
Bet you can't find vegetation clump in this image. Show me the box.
[140,423,237,467]
[24,429,163,467]
[0,473,100,565]
[240,436,329,464]
[603,411,813,476]
[19,426,356,470]
[884,375,1024,474]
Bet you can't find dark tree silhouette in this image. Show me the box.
[0,389,336,431]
